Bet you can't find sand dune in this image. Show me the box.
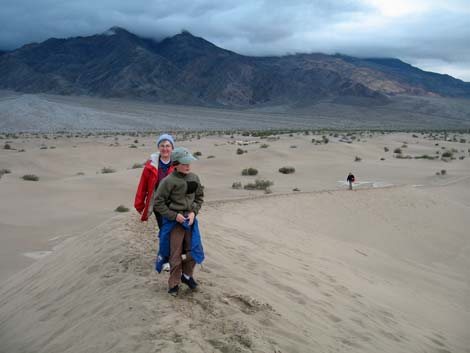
[0,185,468,353]
[1,132,469,352]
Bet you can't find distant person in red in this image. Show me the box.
[347,172,355,190]
[134,134,175,228]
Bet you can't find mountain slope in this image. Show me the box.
[0,27,469,106]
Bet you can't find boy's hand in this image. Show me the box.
[176,213,186,224]
[187,212,195,226]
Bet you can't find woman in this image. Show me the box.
[134,134,175,228]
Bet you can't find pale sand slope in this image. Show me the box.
[1,132,469,281]
[0,132,469,280]
[0,184,469,353]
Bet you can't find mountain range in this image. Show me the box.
[1,27,469,107]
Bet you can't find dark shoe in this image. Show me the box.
[168,285,179,296]
[181,275,198,290]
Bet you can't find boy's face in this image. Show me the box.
[175,163,191,174]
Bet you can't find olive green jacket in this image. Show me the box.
[154,170,204,220]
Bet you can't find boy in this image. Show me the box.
[154,147,204,296]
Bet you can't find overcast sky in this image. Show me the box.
[1,0,469,81]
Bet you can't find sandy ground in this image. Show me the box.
[0,131,469,353]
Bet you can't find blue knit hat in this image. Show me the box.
[156,134,175,148]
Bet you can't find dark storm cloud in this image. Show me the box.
[0,0,469,80]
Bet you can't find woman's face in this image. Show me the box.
[158,140,173,159]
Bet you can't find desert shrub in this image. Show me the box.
[4,143,11,150]
[244,179,273,190]
[322,136,329,144]
[354,156,362,162]
[132,163,145,169]
[22,174,39,181]
[414,155,436,160]
[260,144,269,148]
[241,167,258,176]
[441,151,453,158]
[459,138,466,143]
[278,166,295,174]
[40,146,47,150]
[18,149,25,152]
[236,148,245,155]
[290,145,297,148]
[384,147,389,152]
[101,167,116,174]
[459,156,465,160]
[134,139,139,143]
[76,172,85,176]
[194,151,202,157]
[232,181,242,189]
[114,205,129,212]
[395,154,412,159]
[129,144,137,148]
[0,169,11,179]
[292,188,300,191]
[440,169,447,175]
[394,148,402,154]
[207,155,215,159]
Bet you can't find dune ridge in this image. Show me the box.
[1,185,468,353]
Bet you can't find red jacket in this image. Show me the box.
[134,154,174,221]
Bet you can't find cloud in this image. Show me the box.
[0,0,469,80]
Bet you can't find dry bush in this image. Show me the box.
[278,166,295,174]
[232,181,242,189]
[241,168,258,176]
[22,174,39,181]
[244,179,273,190]
[441,151,453,158]
[115,205,130,212]
[414,155,436,160]
[101,167,116,174]
[132,163,145,169]
[354,156,362,162]
[0,169,11,179]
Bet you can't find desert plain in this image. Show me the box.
[0,123,469,353]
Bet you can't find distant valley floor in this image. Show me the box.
[1,91,470,132]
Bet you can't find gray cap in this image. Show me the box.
[172,147,197,164]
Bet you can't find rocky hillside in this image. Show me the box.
[0,27,469,106]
